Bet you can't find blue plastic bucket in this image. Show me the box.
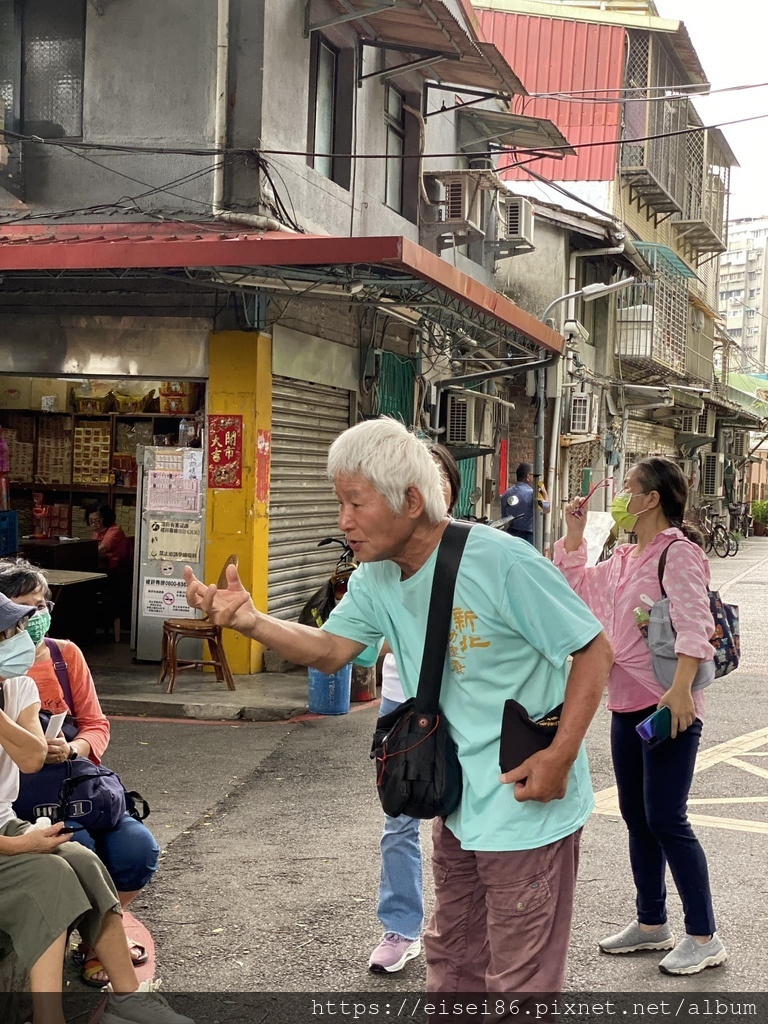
[307,664,352,715]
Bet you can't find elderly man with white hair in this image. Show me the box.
[185,418,613,993]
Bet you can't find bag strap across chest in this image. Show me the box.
[657,537,694,599]
[415,521,472,715]
[43,637,75,713]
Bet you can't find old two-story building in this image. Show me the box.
[1,0,575,673]
[476,0,765,528]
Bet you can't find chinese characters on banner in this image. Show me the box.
[208,414,243,489]
[148,518,202,562]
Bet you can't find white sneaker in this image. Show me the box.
[101,980,195,1024]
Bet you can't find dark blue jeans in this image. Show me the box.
[611,707,716,937]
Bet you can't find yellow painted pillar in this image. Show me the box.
[205,331,271,674]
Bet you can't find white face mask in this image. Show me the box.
[0,629,36,679]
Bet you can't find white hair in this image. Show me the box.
[327,418,448,523]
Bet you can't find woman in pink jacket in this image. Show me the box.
[554,457,725,976]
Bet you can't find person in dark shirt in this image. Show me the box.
[500,463,551,545]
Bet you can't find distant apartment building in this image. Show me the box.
[719,216,768,372]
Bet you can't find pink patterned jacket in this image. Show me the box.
[553,527,715,714]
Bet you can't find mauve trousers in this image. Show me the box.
[424,818,581,993]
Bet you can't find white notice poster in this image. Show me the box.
[142,578,196,618]
[148,519,201,562]
[146,471,201,512]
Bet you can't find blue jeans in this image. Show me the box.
[70,813,160,893]
[378,697,424,940]
[611,708,716,937]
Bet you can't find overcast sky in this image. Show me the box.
[657,0,768,221]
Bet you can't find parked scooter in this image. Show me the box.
[297,537,356,628]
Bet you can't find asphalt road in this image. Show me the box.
[103,539,768,996]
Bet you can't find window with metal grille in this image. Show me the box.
[0,0,86,139]
[621,32,687,214]
[616,247,689,375]
[569,393,591,434]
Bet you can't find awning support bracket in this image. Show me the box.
[304,0,396,38]
[357,39,459,85]
[423,81,510,117]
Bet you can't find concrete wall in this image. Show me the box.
[4,0,495,289]
[7,0,218,214]
[495,218,568,318]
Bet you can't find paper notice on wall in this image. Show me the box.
[147,518,201,562]
[146,471,201,512]
[142,577,195,618]
[583,511,616,567]
[183,449,203,482]
[154,451,184,473]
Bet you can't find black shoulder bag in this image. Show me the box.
[370,521,471,820]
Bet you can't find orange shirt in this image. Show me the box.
[94,523,130,570]
[26,640,110,764]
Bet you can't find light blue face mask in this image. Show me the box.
[0,628,36,679]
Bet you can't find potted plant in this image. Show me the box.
[751,499,768,536]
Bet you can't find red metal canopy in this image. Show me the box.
[0,222,563,354]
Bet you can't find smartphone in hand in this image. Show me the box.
[635,706,672,746]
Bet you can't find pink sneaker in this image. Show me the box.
[368,933,422,973]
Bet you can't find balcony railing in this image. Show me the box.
[620,33,686,222]
[673,123,733,262]
[616,245,693,377]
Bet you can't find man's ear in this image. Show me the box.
[404,486,425,519]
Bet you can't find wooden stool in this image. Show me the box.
[158,555,238,694]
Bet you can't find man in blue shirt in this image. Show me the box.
[185,419,613,994]
[500,462,551,545]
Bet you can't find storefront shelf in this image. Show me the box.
[10,483,72,492]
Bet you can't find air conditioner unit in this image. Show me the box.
[702,452,724,496]
[442,175,482,232]
[444,392,480,445]
[684,408,715,436]
[569,393,594,435]
[500,196,534,247]
[733,432,747,458]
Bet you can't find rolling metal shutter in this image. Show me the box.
[268,377,351,620]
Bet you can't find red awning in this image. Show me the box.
[0,222,563,354]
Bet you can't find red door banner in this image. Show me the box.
[498,438,509,495]
[207,414,243,489]
[256,429,271,503]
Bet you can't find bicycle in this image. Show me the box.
[692,504,730,558]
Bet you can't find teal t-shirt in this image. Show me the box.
[323,526,603,851]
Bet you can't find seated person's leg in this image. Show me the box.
[79,815,160,984]
[94,814,161,899]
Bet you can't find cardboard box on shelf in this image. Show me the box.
[9,441,34,482]
[30,379,72,414]
[0,378,32,410]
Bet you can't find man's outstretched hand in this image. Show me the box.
[184,563,258,635]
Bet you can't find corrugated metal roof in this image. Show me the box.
[473,0,709,87]
[323,0,527,94]
[0,221,564,353]
[457,106,575,154]
[476,10,625,181]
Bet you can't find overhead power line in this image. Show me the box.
[525,79,768,104]
[2,110,768,163]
